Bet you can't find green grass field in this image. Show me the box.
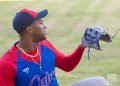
[0,0,120,86]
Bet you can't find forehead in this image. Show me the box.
[31,19,43,26]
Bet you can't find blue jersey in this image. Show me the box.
[15,44,58,86]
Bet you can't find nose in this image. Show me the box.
[43,24,47,29]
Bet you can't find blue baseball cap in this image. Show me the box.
[13,8,48,33]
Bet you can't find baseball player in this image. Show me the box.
[0,8,85,86]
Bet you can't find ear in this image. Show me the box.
[26,26,34,34]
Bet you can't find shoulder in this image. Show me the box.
[39,39,55,50]
[1,43,18,63]
[0,43,18,76]
[39,39,64,56]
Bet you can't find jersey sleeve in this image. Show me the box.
[0,53,16,86]
[42,40,85,72]
[0,61,15,86]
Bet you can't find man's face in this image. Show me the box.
[30,19,47,42]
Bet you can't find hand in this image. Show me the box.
[79,43,87,48]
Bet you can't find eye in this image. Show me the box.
[37,19,43,24]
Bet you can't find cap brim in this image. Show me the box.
[37,9,48,19]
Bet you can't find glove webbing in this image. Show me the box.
[87,28,120,61]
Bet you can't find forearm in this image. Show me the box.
[56,44,85,72]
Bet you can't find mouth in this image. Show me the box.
[44,32,47,36]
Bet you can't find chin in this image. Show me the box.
[38,37,47,42]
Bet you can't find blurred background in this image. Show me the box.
[0,0,120,86]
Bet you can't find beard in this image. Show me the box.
[32,33,47,43]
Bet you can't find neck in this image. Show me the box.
[17,37,37,52]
